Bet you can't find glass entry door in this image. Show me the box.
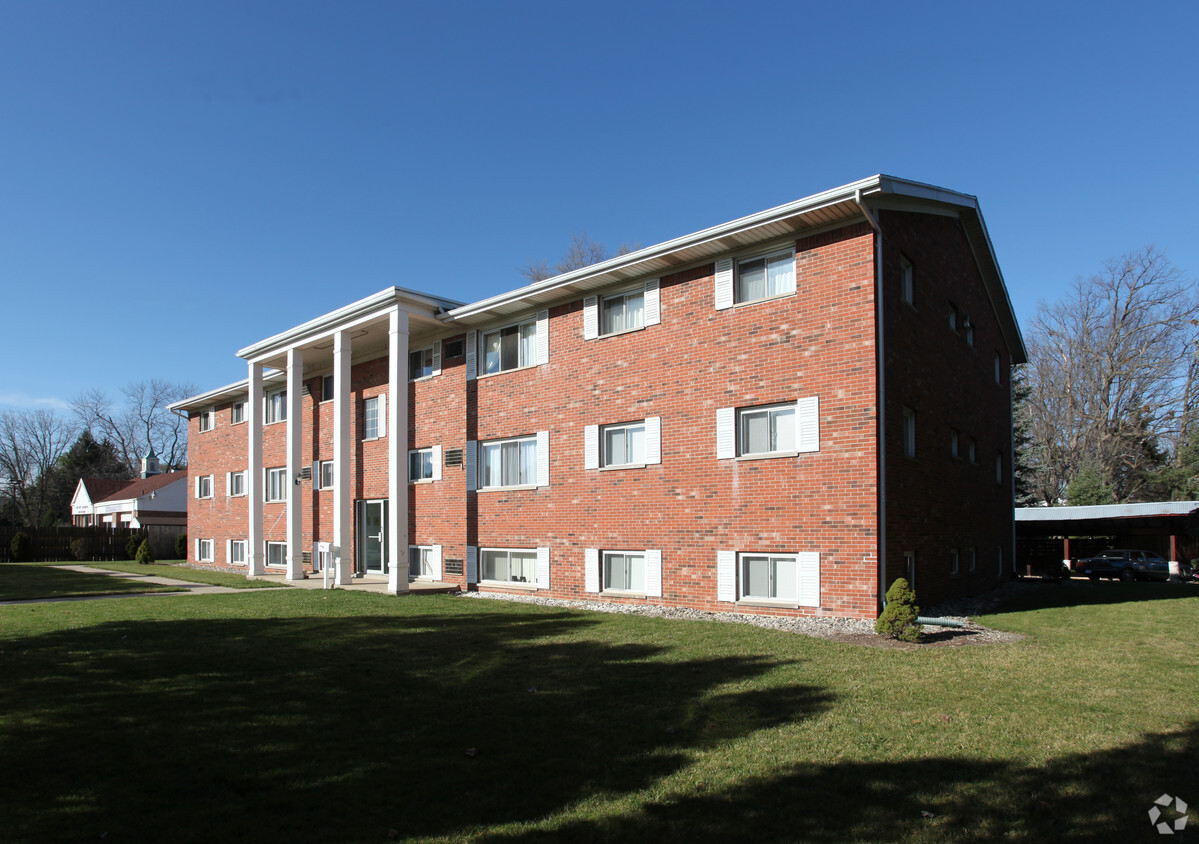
[356,500,389,575]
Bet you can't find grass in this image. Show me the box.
[0,580,1195,842]
[0,560,282,601]
[86,560,284,589]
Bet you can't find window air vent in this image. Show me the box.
[444,448,464,466]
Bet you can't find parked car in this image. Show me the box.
[1074,549,1171,581]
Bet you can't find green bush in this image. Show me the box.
[10,531,33,563]
[175,532,187,560]
[875,577,923,642]
[135,539,155,565]
[125,534,144,561]
[70,537,90,561]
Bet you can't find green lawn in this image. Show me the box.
[85,560,284,589]
[0,564,187,601]
[0,582,1195,842]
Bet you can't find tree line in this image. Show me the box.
[0,379,194,528]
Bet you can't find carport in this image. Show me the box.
[1015,501,1199,577]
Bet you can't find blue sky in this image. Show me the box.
[2,0,1196,411]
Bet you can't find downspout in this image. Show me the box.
[855,189,887,613]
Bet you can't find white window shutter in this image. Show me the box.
[536,430,549,487]
[714,258,734,310]
[537,546,550,590]
[798,551,820,607]
[225,472,232,496]
[584,548,599,593]
[466,441,477,492]
[645,416,661,465]
[536,309,549,364]
[466,546,477,584]
[465,330,477,381]
[194,538,200,561]
[583,296,598,340]
[797,396,820,453]
[431,445,442,481]
[645,549,662,597]
[644,279,661,325]
[431,340,442,376]
[431,544,443,580]
[194,477,201,499]
[378,393,387,436]
[584,424,599,470]
[225,539,231,564]
[717,550,736,602]
[716,407,735,459]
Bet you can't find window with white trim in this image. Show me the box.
[902,407,917,458]
[481,548,537,584]
[197,539,214,562]
[410,343,442,380]
[266,389,287,424]
[231,401,245,424]
[363,395,385,440]
[230,540,246,565]
[740,553,799,602]
[603,551,645,592]
[317,460,334,490]
[480,436,537,488]
[321,375,334,402]
[736,249,795,304]
[409,447,440,482]
[195,475,214,499]
[601,289,644,335]
[266,467,287,503]
[717,399,819,459]
[198,409,215,432]
[266,541,286,567]
[409,545,436,579]
[603,421,645,467]
[482,319,537,374]
[228,471,246,497]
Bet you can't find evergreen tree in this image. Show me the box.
[43,431,132,524]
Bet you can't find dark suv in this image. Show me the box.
[1074,549,1170,582]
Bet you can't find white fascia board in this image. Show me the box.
[1015,501,1199,521]
[169,372,286,413]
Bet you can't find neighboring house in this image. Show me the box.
[71,451,188,531]
[170,175,1026,617]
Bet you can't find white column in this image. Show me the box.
[285,347,305,581]
[247,362,265,576]
[332,330,353,585]
[387,308,410,594]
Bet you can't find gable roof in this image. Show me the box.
[89,471,189,504]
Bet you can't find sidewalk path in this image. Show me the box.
[0,565,288,606]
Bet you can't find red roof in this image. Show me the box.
[89,470,189,503]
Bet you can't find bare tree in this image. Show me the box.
[0,409,78,527]
[520,232,641,282]
[1021,247,1199,503]
[73,379,196,474]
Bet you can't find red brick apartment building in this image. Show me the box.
[170,175,1025,618]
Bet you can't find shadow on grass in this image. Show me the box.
[0,564,184,601]
[516,723,1199,842]
[0,604,830,842]
[980,579,1199,616]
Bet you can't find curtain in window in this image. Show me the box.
[739,258,766,301]
[519,323,536,366]
[766,253,794,297]
[741,411,770,455]
[604,427,626,465]
[484,332,502,374]
[482,443,502,487]
[772,407,795,451]
[519,439,537,484]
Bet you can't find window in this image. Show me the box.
[196,475,214,499]
[601,289,645,335]
[230,540,246,565]
[948,303,958,332]
[410,347,435,379]
[951,548,960,575]
[994,352,1002,384]
[363,395,385,440]
[969,547,977,572]
[996,453,1004,484]
[198,409,215,432]
[603,421,646,467]
[899,255,914,305]
[737,249,795,304]
[950,428,960,459]
[266,542,286,567]
[321,375,334,402]
[481,548,537,583]
[231,401,245,424]
[266,467,288,503]
[904,552,916,589]
[409,546,434,578]
[409,448,435,482]
[318,461,334,490]
[964,315,974,347]
[266,390,287,424]
[480,436,537,488]
[482,319,537,374]
[741,554,799,602]
[603,551,645,592]
[968,438,977,464]
[197,539,213,562]
[739,404,796,457]
[228,471,246,497]
[902,407,916,458]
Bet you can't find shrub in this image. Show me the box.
[875,577,923,642]
[10,531,33,563]
[125,534,144,561]
[135,539,155,565]
[175,532,187,560]
[70,537,90,561]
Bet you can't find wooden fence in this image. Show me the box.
[0,525,180,563]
